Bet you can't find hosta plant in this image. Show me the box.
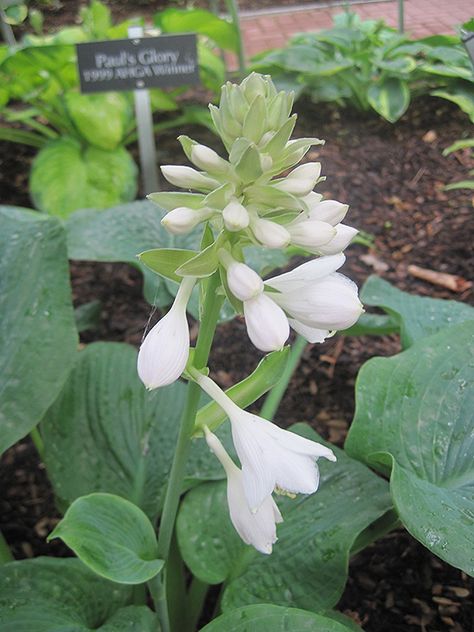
[0,74,472,632]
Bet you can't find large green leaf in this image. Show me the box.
[360,275,474,347]
[367,76,410,122]
[66,92,132,150]
[345,322,474,575]
[200,604,361,632]
[0,557,158,631]
[30,137,137,217]
[49,493,163,584]
[177,425,391,611]
[431,81,474,123]
[154,8,238,52]
[0,206,77,455]
[40,342,233,520]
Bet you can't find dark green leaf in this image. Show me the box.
[49,493,163,584]
[346,322,474,575]
[200,604,361,631]
[360,275,474,347]
[0,206,77,455]
[41,343,232,520]
[0,557,158,630]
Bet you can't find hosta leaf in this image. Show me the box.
[200,604,362,632]
[41,342,233,520]
[65,92,132,150]
[30,137,137,217]
[49,493,163,584]
[346,322,474,575]
[367,76,410,123]
[0,206,77,456]
[177,425,391,611]
[0,557,158,631]
[154,8,238,52]
[360,275,474,347]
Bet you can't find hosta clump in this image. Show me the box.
[140,72,362,553]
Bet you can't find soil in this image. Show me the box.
[1,94,473,630]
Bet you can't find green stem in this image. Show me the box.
[0,531,13,565]
[223,0,246,77]
[185,577,209,631]
[30,426,45,461]
[148,573,170,632]
[260,335,307,420]
[154,271,224,630]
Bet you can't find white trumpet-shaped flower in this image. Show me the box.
[316,224,358,255]
[137,277,196,389]
[204,428,282,554]
[197,375,336,511]
[266,254,363,334]
[286,218,336,252]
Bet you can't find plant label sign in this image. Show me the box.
[76,33,199,93]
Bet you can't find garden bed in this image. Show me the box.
[1,94,472,630]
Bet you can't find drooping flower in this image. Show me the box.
[204,428,282,554]
[265,253,364,338]
[196,374,336,511]
[137,277,196,389]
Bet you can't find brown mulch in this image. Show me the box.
[1,95,473,631]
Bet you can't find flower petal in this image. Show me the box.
[265,253,345,292]
[316,224,358,255]
[287,318,331,343]
[243,294,290,352]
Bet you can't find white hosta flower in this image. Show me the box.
[266,255,363,333]
[161,207,214,235]
[161,165,220,191]
[273,162,321,197]
[227,262,264,301]
[222,200,250,232]
[190,144,230,175]
[250,217,291,249]
[304,197,349,225]
[137,277,195,389]
[316,224,358,255]
[197,375,336,511]
[205,428,282,554]
[286,218,336,252]
[243,293,290,352]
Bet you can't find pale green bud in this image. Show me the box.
[274,162,322,197]
[190,144,229,175]
[161,165,220,192]
[161,207,214,235]
[251,217,291,249]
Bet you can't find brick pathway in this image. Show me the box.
[239,0,473,59]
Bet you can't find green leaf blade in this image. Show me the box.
[49,493,164,584]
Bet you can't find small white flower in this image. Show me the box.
[250,217,291,249]
[137,277,195,389]
[204,428,282,555]
[161,207,214,235]
[303,197,349,225]
[316,224,358,255]
[161,165,220,191]
[227,262,264,302]
[286,218,336,252]
[243,293,290,352]
[197,375,336,511]
[273,162,321,197]
[222,200,250,232]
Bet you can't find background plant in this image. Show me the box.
[0,0,239,216]
[252,11,474,123]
